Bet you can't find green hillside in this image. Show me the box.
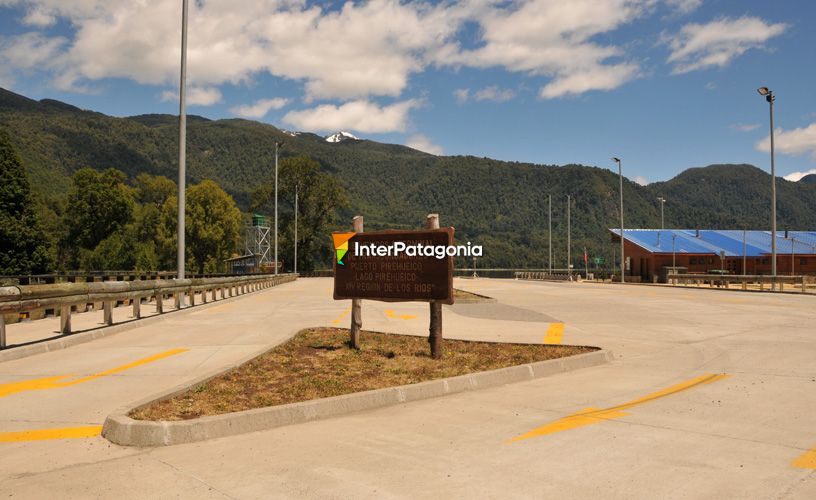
[1,87,814,270]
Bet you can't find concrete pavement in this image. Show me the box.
[2,278,816,498]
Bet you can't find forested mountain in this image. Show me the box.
[1,87,814,269]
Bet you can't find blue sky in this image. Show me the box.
[1,0,815,184]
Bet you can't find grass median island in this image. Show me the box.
[131,327,596,421]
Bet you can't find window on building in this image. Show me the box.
[801,258,808,266]
[690,257,697,265]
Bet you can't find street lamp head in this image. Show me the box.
[757,87,770,96]
[612,157,621,163]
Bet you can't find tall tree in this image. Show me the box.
[0,129,53,274]
[63,168,134,256]
[252,155,346,271]
[186,179,243,274]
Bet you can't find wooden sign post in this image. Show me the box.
[333,213,454,358]
[426,214,443,359]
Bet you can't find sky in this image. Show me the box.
[1,0,815,184]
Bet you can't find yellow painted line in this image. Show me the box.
[509,373,731,443]
[0,426,102,442]
[331,306,352,325]
[792,446,816,469]
[0,348,189,399]
[385,309,417,320]
[543,323,564,344]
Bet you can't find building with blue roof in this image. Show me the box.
[609,229,816,282]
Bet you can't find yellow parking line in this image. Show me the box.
[509,373,731,443]
[331,306,352,325]
[0,348,189,399]
[0,426,103,442]
[792,446,816,469]
[543,323,564,344]
[385,309,417,320]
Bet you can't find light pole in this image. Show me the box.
[177,0,188,299]
[294,183,298,275]
[672,233,676,283]
[758,86,777,287]
[657,196,666,230]
[566,195,571,278]
[613,157,624,283]
[548,194,552,275]
[274,141,284,275]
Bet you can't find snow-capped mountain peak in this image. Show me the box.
[325,131,359,143]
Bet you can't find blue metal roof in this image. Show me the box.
[609,229,816,256]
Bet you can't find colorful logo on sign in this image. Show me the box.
[332,232,355,265]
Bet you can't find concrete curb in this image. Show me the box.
[102,348,612,447]
[0,278,297,363]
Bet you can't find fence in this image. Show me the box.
[667,273,814,293]
[0,271,273,286]
[0,274,297,349]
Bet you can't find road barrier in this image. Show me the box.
[667,273,813,293]
[515,271,574,281]
[0,274,297,349]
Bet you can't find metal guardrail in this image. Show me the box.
[667,273,814,293]
[514,271,574,281]
[0,274,297,349]
[0,271,275,286]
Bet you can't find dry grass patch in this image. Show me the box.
[131,327,596,421]
[452,288,494,302]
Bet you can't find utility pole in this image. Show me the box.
[657,196,666,230]
[567,195,571,279]
[757,87,777,288]
[274,141,284,275]
[176,0,188,303]
[613,157,625,283]
[294,184,298,274]
[548,194,552,275]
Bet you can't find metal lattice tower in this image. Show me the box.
[245,214,272,266]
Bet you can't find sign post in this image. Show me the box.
[350,215,363,349]
[332,214,454,358]
[427,214,443,359]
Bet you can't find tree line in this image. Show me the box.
[0,130,345,275]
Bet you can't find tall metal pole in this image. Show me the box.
[177,0,188,295]
[566,195,571,279]
[758,87,777,287]
[295,184,300,274]
[274,142,280,275]
[769,92,777,283]
[657,197,666,230]
[743,229,747,275]
[614,157,625,283]
[548,195,552,275]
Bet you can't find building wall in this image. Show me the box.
[620,239,816,281]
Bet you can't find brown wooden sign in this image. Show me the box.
[333,228,454,304]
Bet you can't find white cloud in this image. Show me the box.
[540,63,639,99]
[634,175,649,186]
[474,86,515,102]
[730,123,759,132]
[0,32,66,87]
[666,16,787,74]
[229,98,289,119]
[454,85,515,103]
[453,88,469,103]
[756,123,816,160]
[666,0,702,15]
[439,0,651,99]
[21,7,56,27]
[783,169,816,182]
[160,86,222,106]
[406,134,443,155]
[283,99,419,134]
